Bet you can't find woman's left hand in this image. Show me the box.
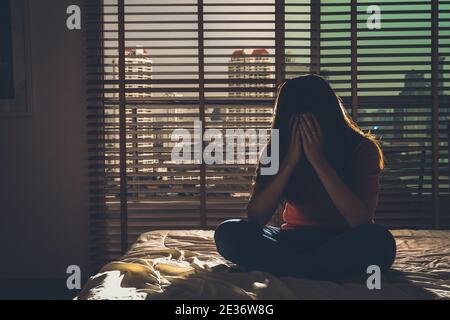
[299,113,326,167]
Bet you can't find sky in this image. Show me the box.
[101,0,449,98]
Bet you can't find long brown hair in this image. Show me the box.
[255,74,384,206]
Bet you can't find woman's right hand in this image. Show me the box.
[285,115,302,167]
[247,114,302,226]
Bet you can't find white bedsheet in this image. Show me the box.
[76,229,450,300]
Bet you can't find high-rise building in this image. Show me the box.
[228,48,275,99]
[227,49,275,123]
[439,56,446,96]
[226,49,312,123]
[397,69,433,142]
[285,49,310,79]
[112,46,153,98]
[399,70,431,96]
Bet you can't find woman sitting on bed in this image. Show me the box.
[214,74,397,280]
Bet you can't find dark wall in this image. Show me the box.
[0,0,89,284]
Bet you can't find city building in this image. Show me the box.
[112,46,153,98]
[227,48,275,124]
[226,48,310,124]
[285,49,310,79]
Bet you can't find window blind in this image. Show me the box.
[86,0,448,268]
[439,0,450,227]
[355,0,436,227]
[320,0,449,227]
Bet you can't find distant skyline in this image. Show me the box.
[102,0,449,98]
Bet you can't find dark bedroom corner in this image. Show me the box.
[0,0,449,309]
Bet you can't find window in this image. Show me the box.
[0,0,32,115]
[0,0,14,99]
[87,0,449,267]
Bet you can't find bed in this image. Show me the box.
[76,229,450,300]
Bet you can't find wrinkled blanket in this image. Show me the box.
[76,229,450,300]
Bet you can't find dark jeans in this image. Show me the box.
[214,219,397,280]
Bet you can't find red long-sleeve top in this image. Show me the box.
[281,138,382,229]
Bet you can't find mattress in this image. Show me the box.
[76,229,450,300]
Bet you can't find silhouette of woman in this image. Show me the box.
[214,74,396,280]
